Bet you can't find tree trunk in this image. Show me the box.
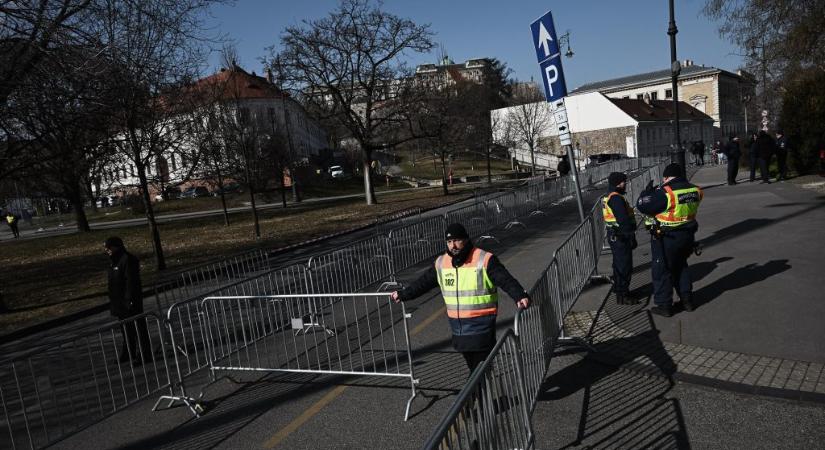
[440,152,449,196]
[137,166,166,270]
[219,192,229,226]
[529,144,536,176]
[362,159,377,205]
[86,180,98,213]
[248,187,260,239]
[279,169,287,209]
[486,144,492,185]
[70,192,90,232]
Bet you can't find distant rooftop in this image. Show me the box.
[610,98,714,122]
[572,62,744,94]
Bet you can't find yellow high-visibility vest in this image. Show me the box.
[435,247,498,319]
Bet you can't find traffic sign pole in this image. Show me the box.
[533,11,585,222]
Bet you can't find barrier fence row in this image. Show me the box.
[423,160,670,449]
[0,157,664,449]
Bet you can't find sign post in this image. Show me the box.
[530,11,584,222]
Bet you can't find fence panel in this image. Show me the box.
[422,330,533,450]
[307,235,393,294]
[388,216,446,275]
[200,293,419,419]
[0,313,173,450]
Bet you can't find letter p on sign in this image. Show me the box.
[539,57,567,102]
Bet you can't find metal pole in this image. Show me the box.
[668,0,685,176]
[566,144,585,222]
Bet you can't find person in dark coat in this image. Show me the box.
[775,130,790,181]
[755,130,775,184]
[391,223,529,373]
[603,172,638,305]
[637,163,703,317]
[557,155,571,176]
[723,134,741,185]
[748,132,759,182]
[105,236,151,364]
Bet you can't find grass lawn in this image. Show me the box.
[393,152,514,180]
[0,185,474,334]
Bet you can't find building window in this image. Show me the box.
[650,91,658,100]
[665,89,673,99]
[622,95,630,99]
[636,94,644,100]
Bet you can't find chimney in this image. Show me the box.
[265,67,274,84]
[643,92,652,105]
[681,59,694,67]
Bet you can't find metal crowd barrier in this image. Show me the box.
[0,157,663,449]
[199,293,419,420]
[0,313,174,449]
[422,329,533,450]
[423,158,671,449]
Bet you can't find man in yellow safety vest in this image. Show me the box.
[391,223,530,372]
[636,163,703,317]
[603,172,638,305]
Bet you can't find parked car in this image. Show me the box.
[180,186,210,199]
[153,186,180,202]
[212,182,243,196]
[329,165,351,179]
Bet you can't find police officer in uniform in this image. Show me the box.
[603,172,638,304]
[391,223,530,372]
[636,164,703,317]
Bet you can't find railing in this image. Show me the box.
[1,157,665,449]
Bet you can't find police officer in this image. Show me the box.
[636,163,703,317]
[604,172,638,304]
[105,236,152,364]
[391,223,529,372]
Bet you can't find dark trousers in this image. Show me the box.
[727,157,740,184]
[462,350,492,373]
[776,150,788,180]
[650,230,694,306]
[759,156,771,182]
[749,153,758,181]
[119,316,152,362]
[7,223,19,238]
[608,232,634,294]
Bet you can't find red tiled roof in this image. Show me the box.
[190,66,287,101]
[609,98,713,122]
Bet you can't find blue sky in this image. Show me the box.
[202,0,744,90]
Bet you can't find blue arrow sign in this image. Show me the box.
[530,11,561,63]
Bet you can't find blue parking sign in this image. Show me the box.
[539,57,567,102]
[530,11,561,63]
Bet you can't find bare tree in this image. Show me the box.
[93,0,222,270]
[8,44,114,231]
[500,87,552,175]
[270,0,434,205]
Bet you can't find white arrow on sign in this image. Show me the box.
[537,22,554,57]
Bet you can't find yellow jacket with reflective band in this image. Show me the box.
[435,247,498,319]
[656,185,703,227]
[602,192,636,228]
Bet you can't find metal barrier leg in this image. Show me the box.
[152,386,204,417]
[554,329,597,354]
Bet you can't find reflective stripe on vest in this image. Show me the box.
[655,185,703,227]
[435,247,498,319]
[602,192,635,228]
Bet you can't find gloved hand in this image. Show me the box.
[631,235,638,250]
[644,180,655,192]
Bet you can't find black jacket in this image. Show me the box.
[606,188,636,236]
[398,244,527,352]
[723,140,741,159]
[636,177,700,233]
[776,135,790,154]
[756,134,775,159]
[107,249,143,318]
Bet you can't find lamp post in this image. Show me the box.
[742,93,751,134]
[667,0,685,175]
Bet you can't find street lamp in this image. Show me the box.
[742,93,751,134]
[558,31,574,58]
[667,0,685,174]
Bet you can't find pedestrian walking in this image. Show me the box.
[104,236,152,365]
[5,211,20,238]
[748,131,759,182]
[636,163,703,317]
[775,130,790,181]
[755,130,775,184]
[723,134,741,185]
[603,172,638,305]
[557,155,571,176]
[391,223,530,372]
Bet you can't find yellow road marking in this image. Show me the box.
[262,304,445,448]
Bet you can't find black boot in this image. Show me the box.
[680,293,695,312]
[616,293,627,305]
[650,305,673,317]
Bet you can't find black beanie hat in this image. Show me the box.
[104,236,124,249]
[663,163,682,178]
[445,223,469,240]
[608,172,627,187]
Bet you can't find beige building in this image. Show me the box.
[572,60,755,139]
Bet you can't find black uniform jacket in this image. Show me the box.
[397,244,528,352]
[606,189,636,237]
[108,249,143,319]
[636,177,699,233]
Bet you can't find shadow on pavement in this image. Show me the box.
[692,259,791,309]
[537,289,691,449]
[699,201,825,248]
